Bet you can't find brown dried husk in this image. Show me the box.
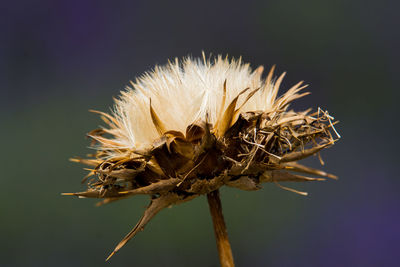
[65,78,339,260]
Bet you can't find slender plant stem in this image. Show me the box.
[207,190,235,267]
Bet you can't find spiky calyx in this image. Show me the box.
[64,55,339,259]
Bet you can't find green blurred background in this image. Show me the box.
[2,0,399,266]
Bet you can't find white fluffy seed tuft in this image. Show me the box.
[100,54,306,150]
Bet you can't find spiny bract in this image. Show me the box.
[64,54,339,260]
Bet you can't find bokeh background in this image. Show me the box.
[2,0,399,266]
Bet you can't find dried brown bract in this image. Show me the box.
[64,54,339,262]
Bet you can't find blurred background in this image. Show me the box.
[1,0,399,266]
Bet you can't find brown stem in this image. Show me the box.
[207,190,235,267]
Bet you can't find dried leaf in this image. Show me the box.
[119,178,181,196]
[260,170,326,183]
[279,143,332,163]
[283,162,338,179]
[226,176,261,191]
[215,87,249,137]
[149,99,166,135]
[106,193,196,261]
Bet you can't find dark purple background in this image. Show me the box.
[1,0,399,266]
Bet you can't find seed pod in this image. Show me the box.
[64,54,340,261]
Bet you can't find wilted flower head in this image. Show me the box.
[64,54,339,260]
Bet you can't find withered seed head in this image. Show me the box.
[64,54,339,260]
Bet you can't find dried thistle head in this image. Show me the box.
[64,54,339,260]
